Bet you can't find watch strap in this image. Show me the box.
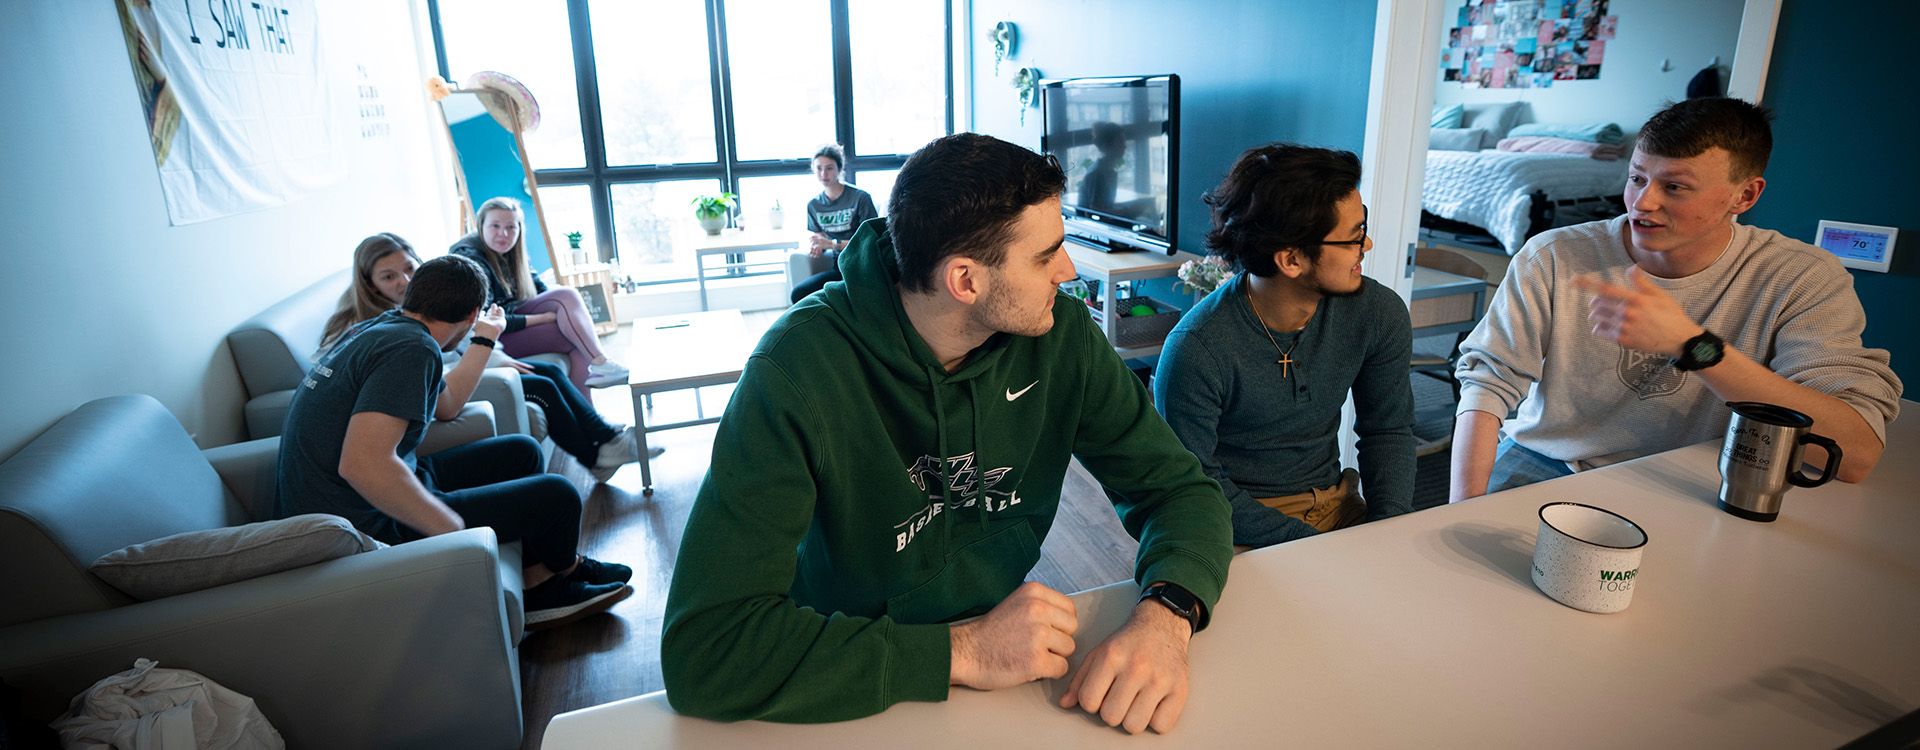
[469,335,496,349]
[1139,582,1205,633]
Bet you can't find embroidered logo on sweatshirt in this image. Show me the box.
[1617,347,1686,400]
[893,452,1022,552]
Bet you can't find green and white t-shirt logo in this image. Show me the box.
[817,207,857,233]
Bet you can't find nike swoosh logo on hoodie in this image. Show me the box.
[1006,381,1038,401]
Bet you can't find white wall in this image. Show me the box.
[0,0,457,460]
[1433,0,1744,133]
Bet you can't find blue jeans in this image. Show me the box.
[1488,437,1575,494]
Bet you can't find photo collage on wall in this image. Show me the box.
[1442,0,1618,89]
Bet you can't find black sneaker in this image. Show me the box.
[524,578,632,631]
[568,556,633,585]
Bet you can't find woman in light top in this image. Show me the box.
[789,144,880,304]
[449,197,628,392]
[322,233,654,483]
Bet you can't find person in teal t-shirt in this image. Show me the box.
[664,134,1232,734]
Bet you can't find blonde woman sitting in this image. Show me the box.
[450,197,628,391]
[322,233,655,483]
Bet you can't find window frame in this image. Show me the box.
[428,0,953,286]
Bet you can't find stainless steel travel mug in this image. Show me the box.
[1718,401,1842,522]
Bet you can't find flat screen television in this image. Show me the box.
[1040,74,1180,254]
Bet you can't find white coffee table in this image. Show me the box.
[622,309,754,494]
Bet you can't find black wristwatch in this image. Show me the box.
[1139,582,1205,634]
[1671,329,1724,371]
[469,335,497,349]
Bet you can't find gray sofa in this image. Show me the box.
[0,394,527,749]
[227,269,562,440]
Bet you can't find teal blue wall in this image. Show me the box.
[1743,0,1918,388]
[968,0,1379,265]
[449,116,554,275]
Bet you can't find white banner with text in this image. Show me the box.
[115,0,345,225]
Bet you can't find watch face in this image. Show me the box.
[1151,585,1197,614]
[1144,584,1203,632]
[1691,341,1718,361]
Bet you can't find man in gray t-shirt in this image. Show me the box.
[275,254,636,630]
[792,143,881,303]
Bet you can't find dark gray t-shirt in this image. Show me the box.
[275,311,445,530]
[806,184,879,240]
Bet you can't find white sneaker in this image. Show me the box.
[588,430,666,483]
[591,427,638,483]
[585,360,630,388]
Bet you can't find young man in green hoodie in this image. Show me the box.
[663,134,1233,734]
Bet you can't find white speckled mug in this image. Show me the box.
[1531,503,1648,614]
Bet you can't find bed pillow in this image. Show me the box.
[1462,102,1525,142]
[1431,103,1465,129]
[1497,135,1627,160]
[90,514,387,601]
[1506,121,1625,144]
[1429,127,1486,151]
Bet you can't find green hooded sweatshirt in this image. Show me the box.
[661,219,1233,723]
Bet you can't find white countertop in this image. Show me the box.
[544,404,1919,748]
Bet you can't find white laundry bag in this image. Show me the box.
[50,659,283,750]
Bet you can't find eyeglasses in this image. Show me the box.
[1316,204,1370,248]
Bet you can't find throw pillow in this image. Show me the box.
[1428,127,1487,151]
[1431,103,1465,129]
[1462,102,1525,142]
[91,514,387,601]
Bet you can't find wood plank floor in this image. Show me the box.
[514,311,1138,749]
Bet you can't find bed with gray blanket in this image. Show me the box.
[1421,148,1631,254]
[1422,103,1631,254]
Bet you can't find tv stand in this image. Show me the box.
[1063,241,1203,358]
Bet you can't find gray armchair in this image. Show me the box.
[0,395,527,749]
[227,269,556,440]
[787,249,833,304]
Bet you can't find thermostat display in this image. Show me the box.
[1815,220,1898,273]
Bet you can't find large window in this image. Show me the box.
[431,0,951,285]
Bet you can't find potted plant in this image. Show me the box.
[768,199,785,230]
[1011,67,1042,125]
[565,231,583,249]
[692,192,737,236]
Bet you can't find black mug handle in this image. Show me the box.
[1789,433,1843,488]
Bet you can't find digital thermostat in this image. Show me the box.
[1815,220,1898,273]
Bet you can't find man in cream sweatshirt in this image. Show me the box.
[1451,97,1901,501]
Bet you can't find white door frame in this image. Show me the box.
[1358,0,1447,303]
[1727,0,1782,103]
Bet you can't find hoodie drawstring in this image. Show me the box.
[927,367,991,537]
[928,365,954,544]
